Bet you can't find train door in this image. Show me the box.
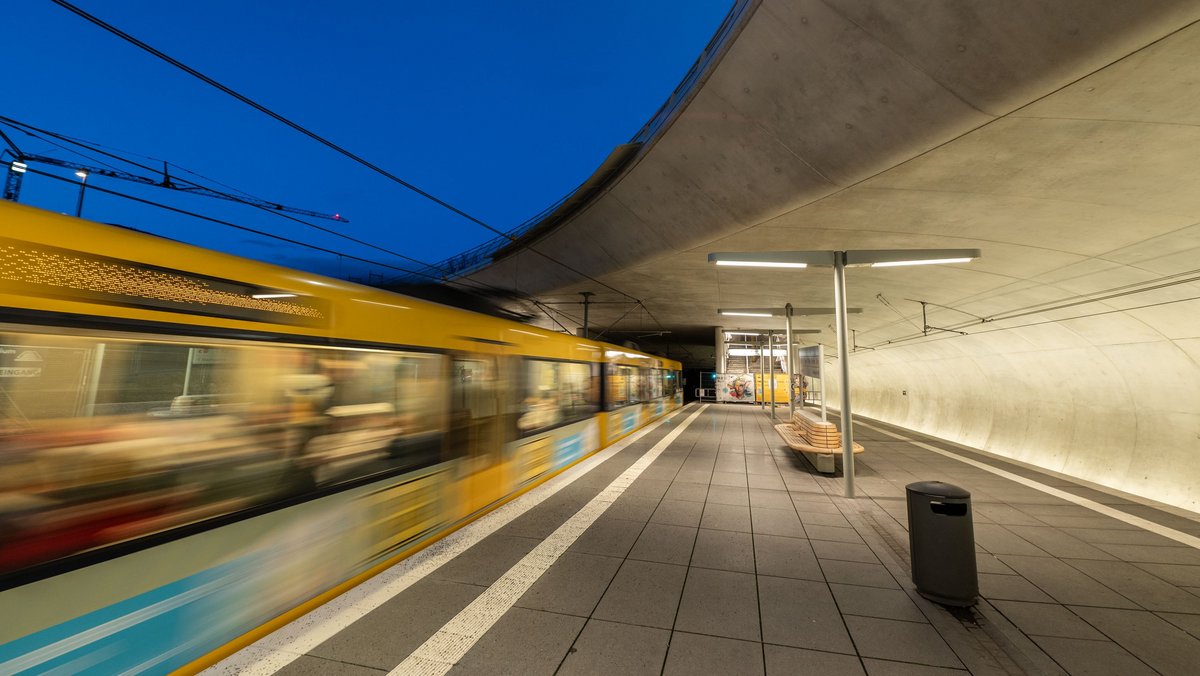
[449,354,505,514]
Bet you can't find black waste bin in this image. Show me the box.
[906,481,978,606]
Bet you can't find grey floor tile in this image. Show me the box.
[1069,605,1200,675]
[663,631,764,676]
[844,616,962,669]
[712,471,750,487]
[593,559,687,629]
[805,524,866,544]
[1000,554,1144,609]
[275,655,385,676]
[748,473,787,490]
[650,498,705,527]
[765,644,865,675]
[813,540,880,564]
[972,503,1047,526]
[976,553,1015,575]
[675,469,713,484]
[701,502,754,532]
[759,576,855,653]
[431,535,541,587]
[752,506,806,538]
[820,559,900,589]
[978,572,1054,602]
[793,500,844,514]
[1157,611,1200,639]
[798,511,855,528]
[310,578,484,669]
[831,583,925,623]
[973,524,1050,557]
[1069,527,1181,547]
[1032,636,1156,676]
[1134,561,1200,587]
[558,619,670,676]
[1095,542,1200,565]
[628,522,698,565]
[515,551,622,617]
[1064,557,1200,613]
[605,495,661,522]
[625,477,672,500]
[708,484,751,506]
[755,533,825,581]
[691,528,756,573]
[665,481,710,503]
[750,489,794,509]
[861,658,967,675]
[569,515,643,558]
[990,600,1105,639]
[675,568,761,641]
[450,607,585,676]
[1004,525,1116,560]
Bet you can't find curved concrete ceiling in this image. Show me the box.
[462,0,1200,509]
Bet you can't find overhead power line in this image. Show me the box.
[48,0,641,302]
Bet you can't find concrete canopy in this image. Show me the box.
[462,1,1200,510]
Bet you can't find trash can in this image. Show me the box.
[906,481,978,606]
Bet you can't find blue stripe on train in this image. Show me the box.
[0,563,241,675]
[555,431,584,467]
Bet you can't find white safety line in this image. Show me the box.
[859,421,1200,549]
[390,404,709,675]
[202,405,697,676]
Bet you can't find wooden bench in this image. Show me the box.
[774,408,863,474]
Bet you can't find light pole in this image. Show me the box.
[710,249,981,497]
[74,170,89,218]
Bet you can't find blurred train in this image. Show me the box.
[0,201,682,674]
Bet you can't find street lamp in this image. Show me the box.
[709,249,981,497]
[74,170,89,218]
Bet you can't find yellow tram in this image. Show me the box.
[0,201,682,674]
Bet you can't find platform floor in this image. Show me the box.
[208,403,1200,676]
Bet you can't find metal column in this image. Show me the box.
[833,252,856,498]
[785,304,795,420]
[768,330,776,419]
[758,335,766,409]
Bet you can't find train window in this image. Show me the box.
[0,327,448,577]
[607,364,639,408]
[449,357,500,460]
[518,360,599,436]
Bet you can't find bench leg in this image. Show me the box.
[807,452,836,474]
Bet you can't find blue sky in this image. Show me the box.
[5,1,732,281]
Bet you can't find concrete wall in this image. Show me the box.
[831,304,1200,511]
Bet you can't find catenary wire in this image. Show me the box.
[48,0,639,302]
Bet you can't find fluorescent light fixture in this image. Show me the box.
[721,311,772,317]
[871,257,974,268]
[11,161,26,174]
[845,249,981,267]
[75,171,88,179]
[716,260,807,269]
[728,348,788,357]
[725,331,762,336]
[709,251,836,267]
[252,293,297,299]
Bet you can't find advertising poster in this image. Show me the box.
[716,373,755,402]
